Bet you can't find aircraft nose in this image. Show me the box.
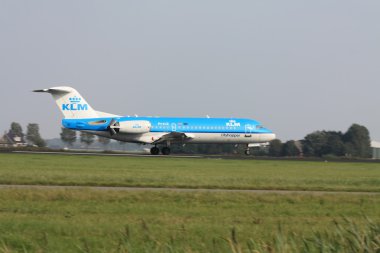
[261,133,276,142]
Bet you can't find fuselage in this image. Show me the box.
[62,116,275,144]
[34,86,276,155]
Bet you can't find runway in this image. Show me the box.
[0,184,379,195]
[9,150,380,163]
[10,150,204,158]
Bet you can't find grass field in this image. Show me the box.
[0,189,379,253]
[0,153,380,191]
[0,153,379,252]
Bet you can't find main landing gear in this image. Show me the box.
[150,146,171,155]
[150,146,160,155]
[161,147,171,155]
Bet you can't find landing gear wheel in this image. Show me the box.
[150,147,160,155]
[161,147,171,155]
[244,149,250,156]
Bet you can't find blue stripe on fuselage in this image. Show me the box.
[62,117,273,134]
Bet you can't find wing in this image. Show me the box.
[152,132,194,144]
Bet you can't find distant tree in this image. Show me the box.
[205,144,222,154]
[302,131,328,157]
[172,143,201,154]
[250,146,269,156]
[26,123,46,147]
[325,132,345,156]
[80,132,95,149]
[203,144,220,154]
[268,139,283,157]
[302,125,371,158]
[98,136,111,150]
[303,131,346,157]
[343,124,371,158]
[10,122,23,137]
[282,140,299,157]
[221,144,236,154]
[60,128,77,148]
[344,143,355,158]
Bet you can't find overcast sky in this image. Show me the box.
[1,1,379,141]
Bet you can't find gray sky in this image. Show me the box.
[1,1,379,141]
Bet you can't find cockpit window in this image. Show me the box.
[88,120,107,125]
[256,125,264,129]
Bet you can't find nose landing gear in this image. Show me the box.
[244,144,251,156]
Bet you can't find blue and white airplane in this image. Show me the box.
[34,86,275,155]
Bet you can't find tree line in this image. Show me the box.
[60,127,111,149]
[4,123,111,149]
[6,122,46,147]
[268,124,371,158]
[4,122,373,158]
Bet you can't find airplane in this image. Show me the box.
[34,86,276,155]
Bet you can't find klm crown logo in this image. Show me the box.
[62,96,88,111]
[69,97,81,103]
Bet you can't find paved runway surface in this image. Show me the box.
[0,184,379,195]
[9,150,380,163]
[11,150,205,158]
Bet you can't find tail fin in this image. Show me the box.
[34,86,99,119]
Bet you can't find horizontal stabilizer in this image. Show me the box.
[33,87,72,94]
[33,89,50,92]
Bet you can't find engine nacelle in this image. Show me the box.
[118,120,151,134]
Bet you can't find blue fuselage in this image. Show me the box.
[62,117,273,134]
[62,116,275,145]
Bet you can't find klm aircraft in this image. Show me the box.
[34,86,275,155]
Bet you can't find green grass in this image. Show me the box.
[0,153,380,191]
[0,189,379,253]
[0,153,380,252]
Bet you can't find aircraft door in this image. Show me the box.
[245,124,253,137]
[171,123,177,132]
